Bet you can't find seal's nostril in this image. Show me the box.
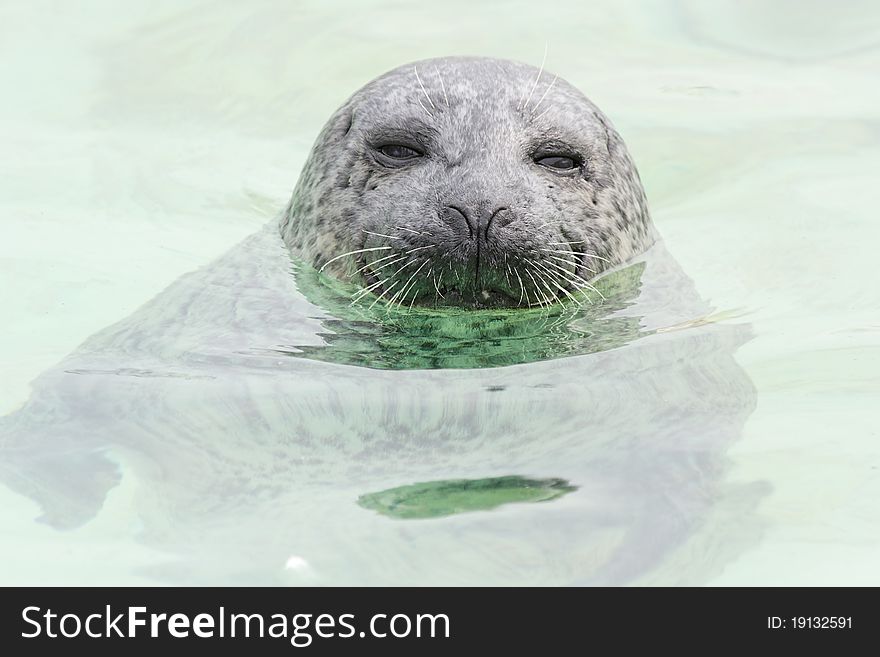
[441,205,474,238]
[440,203,512,240]
[486,207,512,236]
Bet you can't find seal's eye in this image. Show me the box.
[535,155,579,170]
[378,144,422,160]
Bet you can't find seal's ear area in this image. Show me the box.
[322,105,355,145]
[590,110,639,177]
[584,108,651,221]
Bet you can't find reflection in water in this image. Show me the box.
[0,223,765,585]
[280,261,646,369]
[358,476,577,519]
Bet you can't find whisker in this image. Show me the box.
[529,263,557,303]
[530,74,557,116]
[542,256,598,285]
[408,282,422,309]
[525,271,540,303]
[378,278,402,313]
[540,249,612,266]
[350,277,388,304]
[432,268,445,299]
[542,260,605,301]
[373,256,412,278]
[549,277,583,308]
[520,42,548,111]
[355,253,408,275]
[414,66,436,111]
[540,248,584,256]
[319,246,392,272]
[435,66,450,107]
[533,260,586,307]
[546,242,613,264]
[513,268,526,307]
[386,257,421,281]
[541,257,592,285]
[393,258,430,311]
[397,278,419,311]
[545,253,597,274]
[369,279,401,310]
[582,252,613,264]
[362,230,401,240]
[532,105,552,122]
[579,280,606,301]
[524,266,552,307]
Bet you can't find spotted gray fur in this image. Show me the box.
[281,56,654,307]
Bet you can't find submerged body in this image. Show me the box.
[281,57,653,307]
[0,223,761,584]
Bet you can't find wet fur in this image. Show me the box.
[281,57,653,307]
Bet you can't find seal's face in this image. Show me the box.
[281,57,653,308]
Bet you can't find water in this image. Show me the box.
[1,1,878,585]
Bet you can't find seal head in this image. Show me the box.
[281,56,653,308]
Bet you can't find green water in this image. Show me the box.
[1,0,878,587]
[282,259,647,369]
[359,476,578,519]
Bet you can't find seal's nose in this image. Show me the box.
[439,204,512,240]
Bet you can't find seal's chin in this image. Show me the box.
[430,286,521,309]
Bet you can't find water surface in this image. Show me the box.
[1,0,878,585]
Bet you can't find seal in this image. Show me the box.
[0,56,761,589]
[280,56,654,308]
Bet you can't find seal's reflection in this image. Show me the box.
[358,476,577,519]
[0,224,765,585]
[276,255,646,370]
